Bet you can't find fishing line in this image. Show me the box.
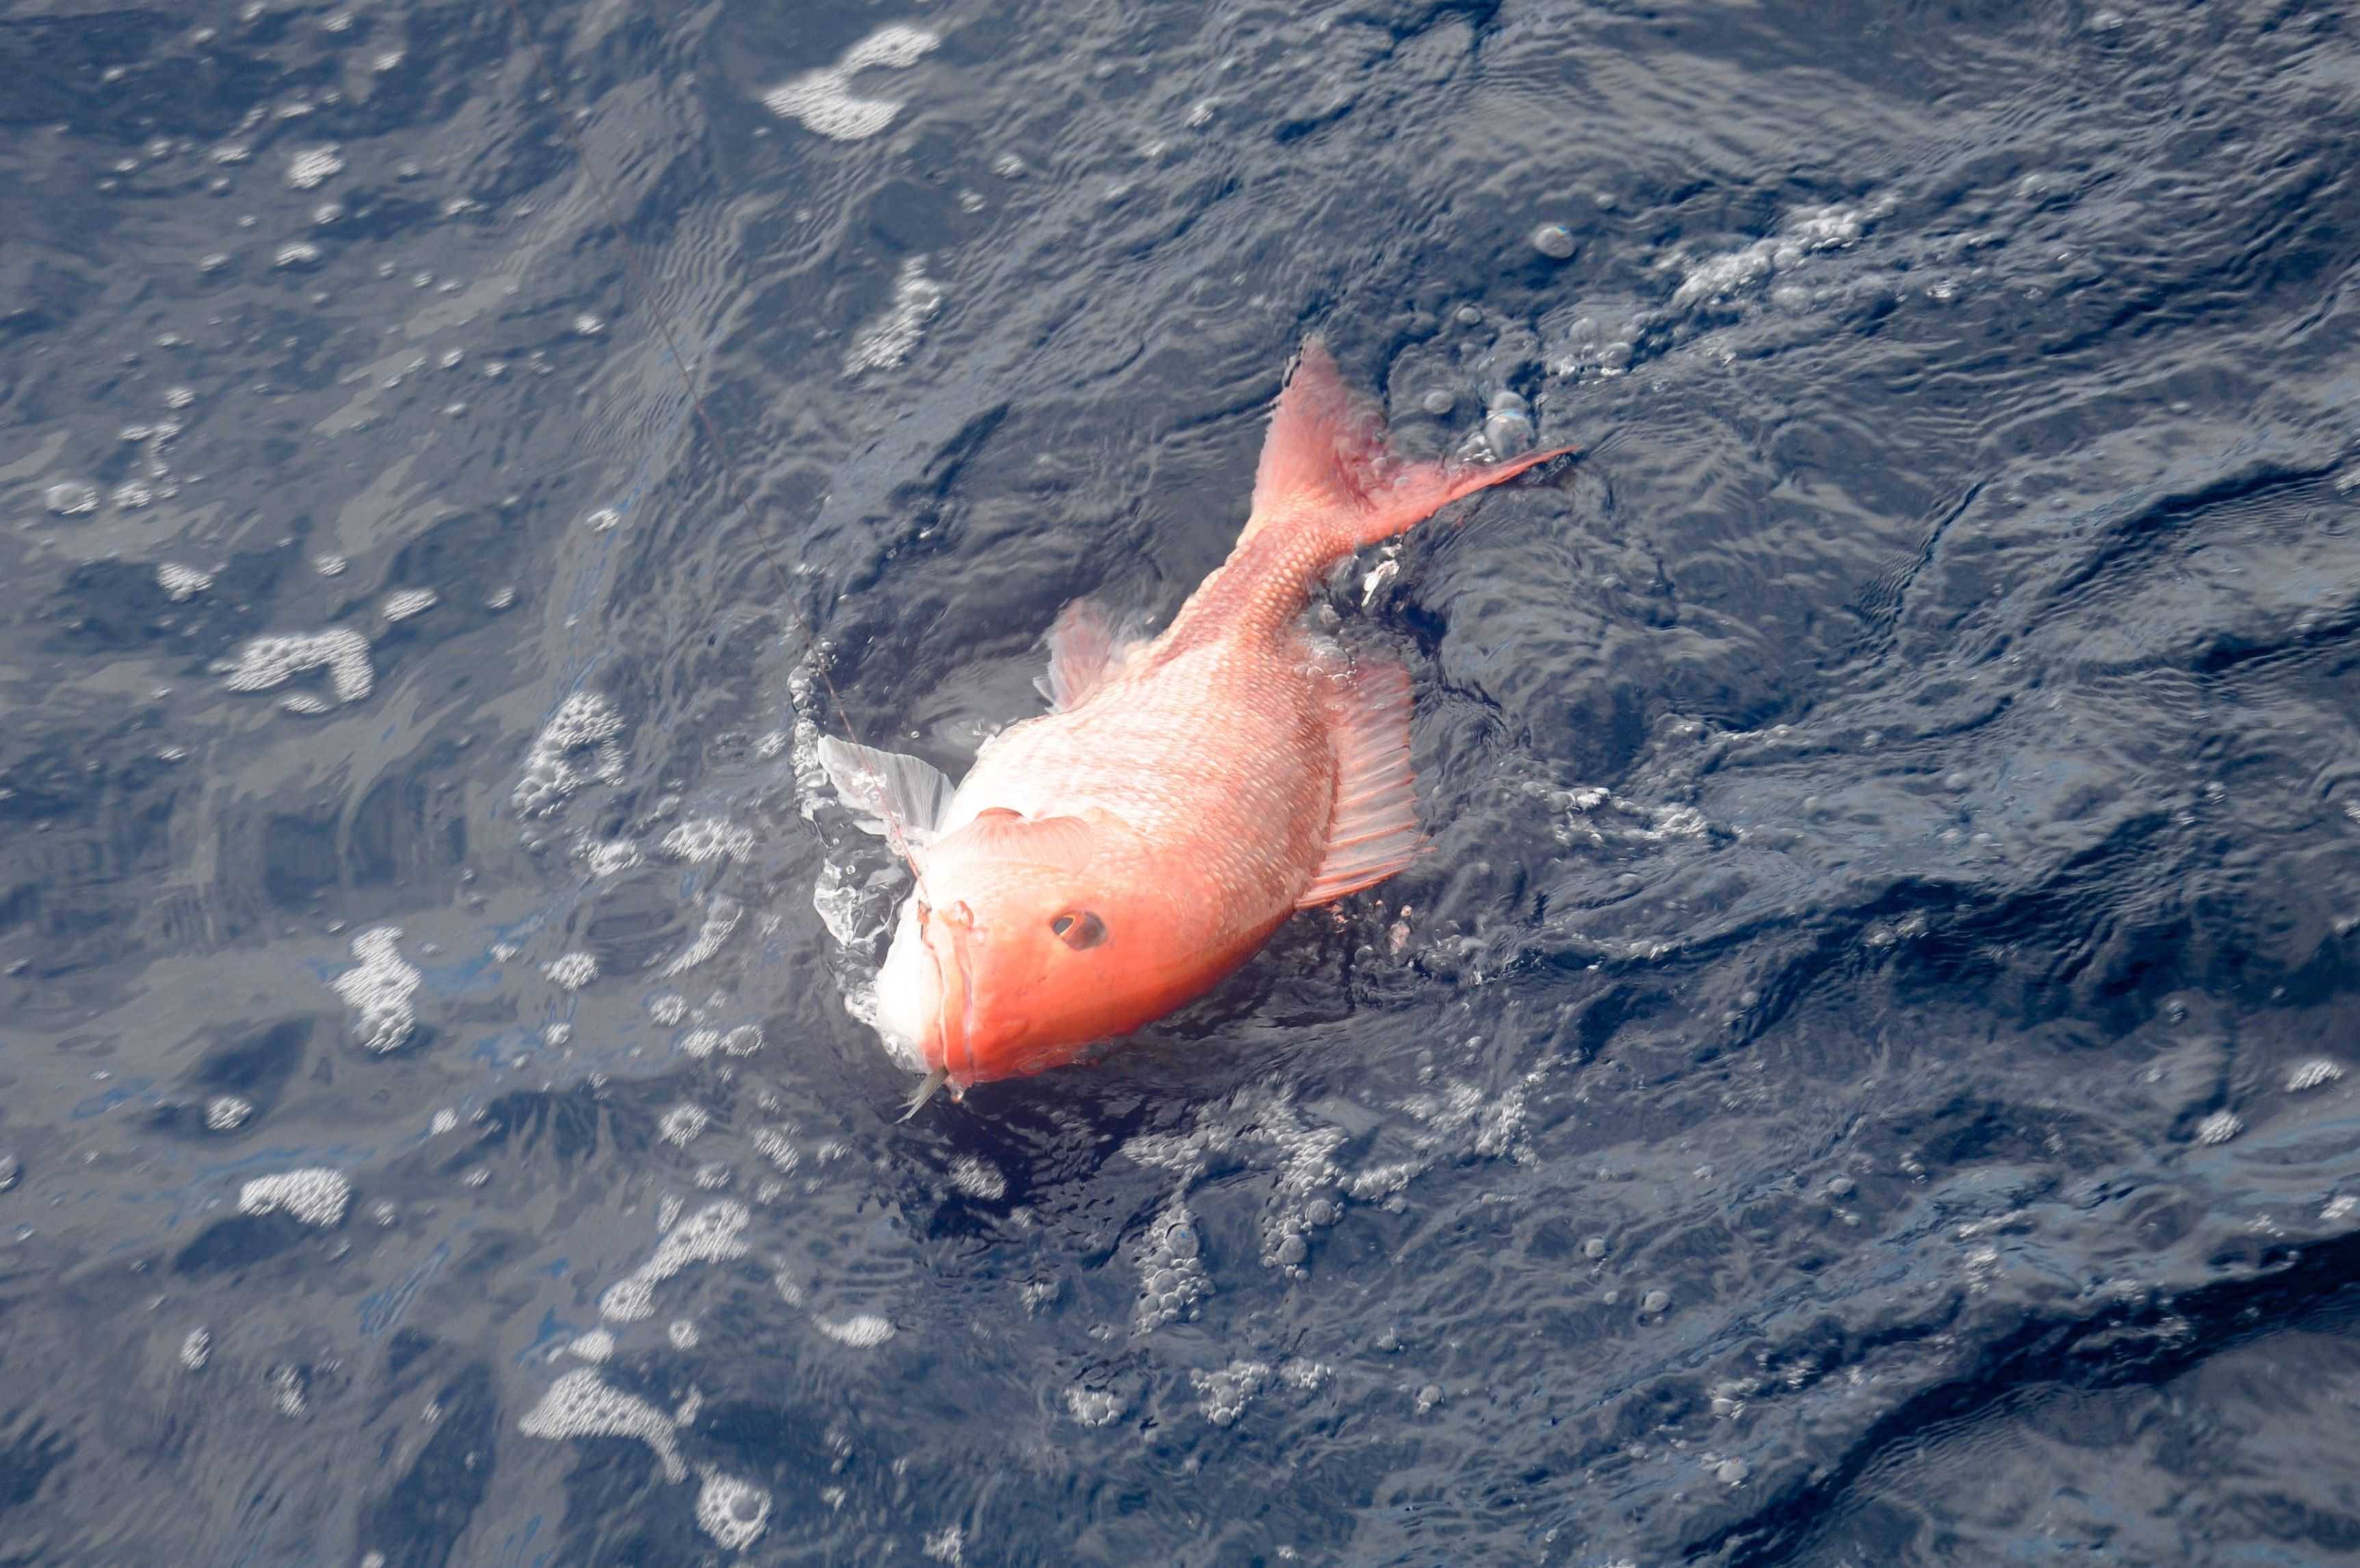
[496,0,925,878]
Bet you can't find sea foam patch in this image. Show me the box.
[239,1168,351,1227]
[514,691,627,815]
[518,1369,685,1480]
[762,24,939,141]
[215,629,373,706]
[331,926,421,1051]
[599,1201,750,1322]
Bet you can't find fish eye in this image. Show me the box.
[1049,911,1108,950]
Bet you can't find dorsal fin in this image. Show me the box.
[949,809,1095,872]
[1036,598,1143,711]
[1297,661,1426,907]
[1244,341,1574,558]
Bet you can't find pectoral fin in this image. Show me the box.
[817,736,956,841]
[1036,597,1146,711]
[1298,661,1426,907]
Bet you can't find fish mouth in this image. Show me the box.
[878,896,1039,1103]
[912,900,1029,1090]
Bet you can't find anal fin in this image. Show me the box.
[1298,661,1426,907]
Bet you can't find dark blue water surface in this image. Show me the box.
[6,0,2360,1562]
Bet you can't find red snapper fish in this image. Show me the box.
[822,343,1569,1106]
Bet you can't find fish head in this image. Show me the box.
[871,807,1147,1086]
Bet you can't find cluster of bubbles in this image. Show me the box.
[513,692,627,815]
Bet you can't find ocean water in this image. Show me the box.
[3,0,2359,1562]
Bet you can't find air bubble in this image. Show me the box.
[1530,222,1576,260]
[1066,1387,1123,1426]
[1484,409,1534,454]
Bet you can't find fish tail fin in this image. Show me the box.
[1245,340,1575,560]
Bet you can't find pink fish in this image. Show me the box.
[823,343,1569,1105]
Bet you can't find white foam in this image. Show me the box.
[274,240,322,269]
[663,898,741,978]
[514,692,627,815]
[659,1104,709,1147]
[844,256,942,376]
[331,926,420,1051]
[695,1473,772,1550]
[567,1329,615,1362]
[2196,1109,2242,1145]
[381,587,436,621]
[44,482,99,515]
[239,1168,350,1227]
[1065,1387,1123,1426]
[1131,1202,1210,1333]
[180,1327,211,1370]
[813,1313,895,1347]
[205,1095,254,1132]
[1192,1359,1271,1426]
[518,1369,684,1481]
[2289,1058,2344,1093]
[752,1127,800,1173]
[1670,204,1863,313]
[579,837,642,876]
[599,1200,750,1322]
[661,819,755,863]
[542,951,597,991]
[217,628,373,705]
[948,1156,1005,1201]
[286,146,343,189]
[762,25,939,142]
[157,563,213,601]
[923,1526,964,1565]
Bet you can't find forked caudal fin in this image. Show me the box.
[1242,340,1576,562]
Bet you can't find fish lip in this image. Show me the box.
[915,901,1039,1086]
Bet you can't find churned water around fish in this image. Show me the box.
[3,0,2360,1563]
